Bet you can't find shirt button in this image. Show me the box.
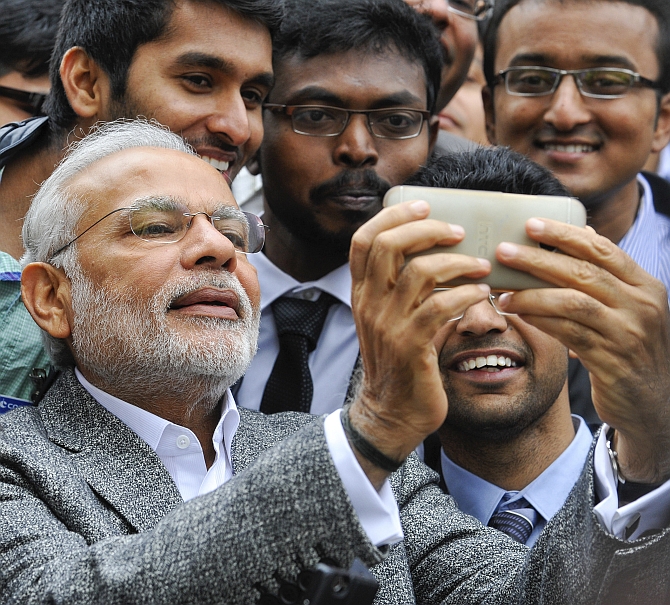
[176,435,190,449]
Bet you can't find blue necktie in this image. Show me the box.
[488,493,538,544]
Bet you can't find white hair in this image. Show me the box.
[21,119,197,366]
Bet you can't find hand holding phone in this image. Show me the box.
[383,185,587,290]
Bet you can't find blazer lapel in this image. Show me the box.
[40,370,183,533]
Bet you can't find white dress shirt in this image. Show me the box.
[238,253,359,414]
[75,369,403,547]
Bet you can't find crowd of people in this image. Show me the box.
[0,0,669,603]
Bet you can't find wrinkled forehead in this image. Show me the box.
[66,146,238,218]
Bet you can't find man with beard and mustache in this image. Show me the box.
[0,0,278,406]
[236,0,444,415]
[407,150,595,546]
[7,119,670,604]
[480,0,670,424]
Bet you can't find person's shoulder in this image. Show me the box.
[0,116,50,167]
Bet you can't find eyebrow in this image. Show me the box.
[283,85,425,109]
[507,53,640,72]
[131,195,246,222]
[174,51,274,88]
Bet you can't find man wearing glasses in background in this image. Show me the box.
[481,0,670,424]
[0,0,62,126]
[236,0,495,415]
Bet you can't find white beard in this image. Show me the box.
[68,266,260,413]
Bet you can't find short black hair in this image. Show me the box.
[0,0,64,78]
[483,0,670,95]
[406,147,570,197]
[271,0,443,113]
[45,0,284,128]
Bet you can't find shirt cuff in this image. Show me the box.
[324,409,404,547]
[593,425,670,540]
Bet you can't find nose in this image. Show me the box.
[409,0,453,31]
[543,74,592,132]
[179,213,238,273]
[206,92,252,148]
[455,297,509,337]
[332,114,379,168]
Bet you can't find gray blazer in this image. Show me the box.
[0,370,667,604]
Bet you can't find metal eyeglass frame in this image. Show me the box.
[495,66,661,100]
[263,104,432,140]
[48,206,268,261]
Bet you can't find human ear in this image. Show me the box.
[651,91,670,153]
[21,263,73,340]
[482,86,497,145]
[427,115,440,154]
[59,47,111,120]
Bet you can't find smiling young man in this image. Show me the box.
[406,150,594,546]
[0,0,279,406]
[234,0,444,415]
[480,0,670,423]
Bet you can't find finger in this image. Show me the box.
[525,218,650,287]
[359,221,472,298]
[350,201,464,282]
[391,253,491,317]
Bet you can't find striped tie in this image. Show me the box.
[488,493,538,544]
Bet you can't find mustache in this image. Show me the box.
[439,333,531,368]
[183,134,241,160]
[159,273,253,317]
[309,170,392,203]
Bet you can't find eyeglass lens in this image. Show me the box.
[504,68,644,97]
[0,85,47,115]
[129,207,266,253]
[290,106,426,139]
[447,0,492,19]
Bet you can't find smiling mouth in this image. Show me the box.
[201,155,230,173]
[456,355,519,373]
[540,143,599,153]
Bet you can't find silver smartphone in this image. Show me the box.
[383,185,587,290]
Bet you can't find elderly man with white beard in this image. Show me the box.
[3,119,670,605]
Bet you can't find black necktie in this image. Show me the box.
[488,494,538,544]
[260,292,337,414]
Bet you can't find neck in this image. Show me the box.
[438,393,575,491]
[261,202,349,282]
[80,366,225,468]
[0,134,63,260]
[582,178,641,245]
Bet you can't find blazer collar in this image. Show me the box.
[40,369,183,533]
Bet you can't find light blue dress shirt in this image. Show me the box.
[440,416,593,546]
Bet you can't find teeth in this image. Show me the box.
[457,356,517,372]
[202,156,230,172]
[544,144,595,153]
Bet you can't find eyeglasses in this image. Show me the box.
[263,104,432,139]
[49,203,268,260]
[0,85,47,115]
[408,0,493,21]
[495,66,660,99]
[437,289,517,322]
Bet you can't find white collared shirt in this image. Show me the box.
[75,369,403,547]
[238,253,359,414]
